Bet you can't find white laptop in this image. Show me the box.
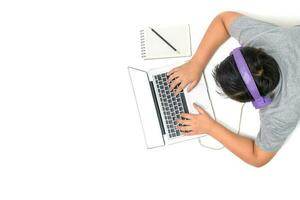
[128,61,215,148]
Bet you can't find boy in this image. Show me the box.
[167,11,300,167]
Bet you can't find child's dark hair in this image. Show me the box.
[212,47,280,102]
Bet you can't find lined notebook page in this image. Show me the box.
[140,25,192,60]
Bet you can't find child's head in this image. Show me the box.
[213,47,280,103]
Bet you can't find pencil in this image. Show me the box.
[149,27,180,54]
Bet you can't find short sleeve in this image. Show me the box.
[255,115,297,152]
[229,15,279,46]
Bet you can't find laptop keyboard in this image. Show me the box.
[154,73,188,138]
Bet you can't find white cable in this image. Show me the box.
[198,134,224,150]
[237,103,246,135]
[198,103,246,150]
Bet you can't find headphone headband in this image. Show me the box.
[231,47,272,109]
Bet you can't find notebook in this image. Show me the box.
[140,25,192,60]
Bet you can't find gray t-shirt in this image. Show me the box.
[229,15,300,152]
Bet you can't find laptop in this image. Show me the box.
[128,61,215,148]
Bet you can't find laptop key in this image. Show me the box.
[153,72,189,139]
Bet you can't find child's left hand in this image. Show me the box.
[176,103,216,136]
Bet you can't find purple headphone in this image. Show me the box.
[231,47,272,109]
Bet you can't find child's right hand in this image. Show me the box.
[167,60,203,96]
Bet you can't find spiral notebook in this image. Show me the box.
[140,25,192,60]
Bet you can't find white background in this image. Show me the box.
[1,0,300,199]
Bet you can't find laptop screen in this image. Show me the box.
[128,67,165,148]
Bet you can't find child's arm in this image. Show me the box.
[190,11,242,70]
[167,11,242,95]
[176,103,276,167]
[208,118,276,167]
